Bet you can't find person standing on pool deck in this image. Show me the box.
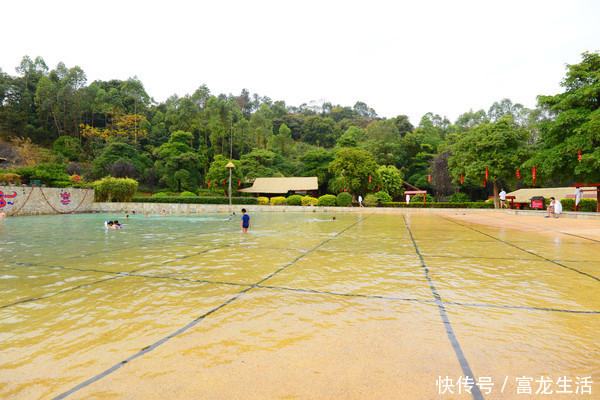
[499,188,509,209]
[241,208,251,233]
[358,195,363,207]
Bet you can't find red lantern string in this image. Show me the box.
[578,151,582,162]
[516,170,521,179]
[460,174,464,185]
[238,179,241,186]
[368,175,372,183]
[483,178,486,187]
[223,179,226,185]
[428,175,431,182]
[485,168,489,179]
[377,186,380,190]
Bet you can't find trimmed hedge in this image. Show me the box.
[373,191,392,202]
[94,177,138,202]
[317,194,337,206]
[381,202,495,209]
[180,191,197,197]
[131,196,258,205]
[270,196,287,205]
[363,193,378,207]
[410,193,435,203]
[560,198,597,212]
[287,195,303,206]
[336,192,352,207]
[302,196,318,206]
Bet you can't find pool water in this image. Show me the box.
[0,212,599,399]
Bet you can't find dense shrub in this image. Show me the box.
[52,181,72,188]
[449,192,471,202]
[152,192,168,197]
[270,196,287,205]
[373,191,392,202]
[180,191,197,197]
[0,173,21,184]
[410,193,435,203]
[317,194,337,206]
[131,196,258,205]
[579,198,598,212]
[286,195,303,206]
[381,202,495,209]
[363,194,378,207]
[16,163,71,186]
[257,196,269,205]
[93,177,138,202]
[196,188,226,197]
[302,196,318,206]
[560,198,574,211]
[336,192,352,207]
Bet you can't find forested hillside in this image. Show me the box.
[1,52,599,201]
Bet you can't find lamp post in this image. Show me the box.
[226,162,235,206]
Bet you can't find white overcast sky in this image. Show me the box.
[3,0,600,126]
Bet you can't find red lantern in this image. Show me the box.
[485,168,489,179]
[339,188,342,193]
[238,179,241,186]
[428,175,431,182]
[368,175,372,183]
[223,179,226,185]
[516,170,521,179]
[344,188,347,192]
[483,178,486,187]
[578,151,582,162]
[377,186,380,190]
[207,180,210,186]
[532,167,536,186]
[460,174,464,185]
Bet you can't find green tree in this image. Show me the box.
[92,141,148,178]
[298,149,335,194]
[154,131,202,192]
[205,155,242,195]
[528,51,600,184]
[301,115,337,147]
[269,123,294,157]
[448,116,529,208]
[376,165,404,199]
[328,148,379,198]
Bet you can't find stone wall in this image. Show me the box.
[0,186,95,216]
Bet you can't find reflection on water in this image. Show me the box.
[0,212,598,399]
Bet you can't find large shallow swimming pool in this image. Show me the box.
[1,211,599,399]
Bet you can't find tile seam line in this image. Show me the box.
[439,215,600,283]
[51,215,370,400]
[402,213,484,400]
[1,244,236,310]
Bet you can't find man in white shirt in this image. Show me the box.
[545,197,562,218]
[499,188,508,209]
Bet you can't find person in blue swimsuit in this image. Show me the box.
[241,208,251,233]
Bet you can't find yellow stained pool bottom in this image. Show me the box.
[0,211,598,399]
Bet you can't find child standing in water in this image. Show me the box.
[241,208,251,233]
